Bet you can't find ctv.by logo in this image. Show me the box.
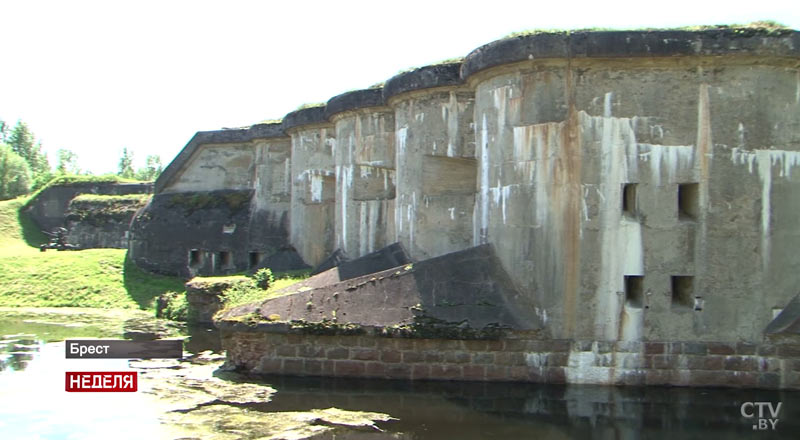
[740,402,782,431]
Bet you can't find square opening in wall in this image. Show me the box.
[624,275,644,308]
[189,249,202,267]
[622,183,637,216]
[678,183,699,220]
[218,251,232,268]
[249,252,261,269]
[671,276,694,309]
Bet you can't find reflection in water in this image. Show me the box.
[0,336,40,372]
[238,374,800,440]
[184,324,223,354]
[1,309,800,439]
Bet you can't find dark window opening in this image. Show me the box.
[671,276,694,309]
[678,183,699,220]
[622,183,637,216]
[189,249,201,267]
[218,251,232,268]
[249,252,261,269]
[624,275,644,308]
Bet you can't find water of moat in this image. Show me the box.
[1,308,798,440]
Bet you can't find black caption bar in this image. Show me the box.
[65,339,183,359]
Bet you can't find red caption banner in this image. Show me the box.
[65,372,138,392]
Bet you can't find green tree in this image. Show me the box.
[118,147,135,179]
[7,121,51,190]
[56,149,81,175]
[135,154,163,181]
[8,121,36,165]
[0,143,32,200]
[0,120,9,143]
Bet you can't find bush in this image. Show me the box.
[253,268,274,290]
[220,277,262,308]
[156,291,188,321]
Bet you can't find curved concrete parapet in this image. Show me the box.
[282,106,328,132]
[283,106,336,267]
[383,63,463,101]
[326,88,396,259]
[325,88,384,120]
[464,28,800,343]
[461,28,800,81]
[385,63,477,260]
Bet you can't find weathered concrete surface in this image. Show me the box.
[64,194,149,249]
[250,134,292,253]
[329,89,396,260]
[386,64,476,260]
[25,181,152,232]
[155,123,286,193]
[129,190,292,277]
[132,123,295,276]
[334,242,411,281]
[217,244,542,332]
[260,243,412,300]
[285,107,337,268]
[463,30,800,343]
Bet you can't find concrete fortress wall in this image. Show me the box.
[139,28,800,345]
[284,107,337,268]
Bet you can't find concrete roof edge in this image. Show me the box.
[383,63,463,100]
[282,106,329,132]
[325,88,386,119]
[461,29,800,81]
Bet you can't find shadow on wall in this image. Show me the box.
[17,208,47,247]
[122,252,187,310]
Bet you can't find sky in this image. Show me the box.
[1,0,798,175]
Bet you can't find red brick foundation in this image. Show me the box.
[220,328,800,389]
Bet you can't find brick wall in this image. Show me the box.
[220,329,800,389]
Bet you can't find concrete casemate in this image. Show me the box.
[138,27,800,370]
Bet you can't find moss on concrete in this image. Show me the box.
[379,315,508,340]
[167,191,251,213]
[504,21,793,39]
[288,319,366,336]
[23,174,141,209]
[67,194,150,224]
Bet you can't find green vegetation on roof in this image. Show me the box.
[72,193,151,204]
[44,174,137,187]
[295,102,326,111]
[23,174,143,209]
[503,21,793,39]
[256,118,283,125]
[68,194,151,224]
[395,56,465,76]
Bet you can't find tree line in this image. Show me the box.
[0,119,163,200]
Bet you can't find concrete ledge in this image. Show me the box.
[383,63,462,101]
[282,106,329,132]
[325,88,385,119]
[461,29,800,80]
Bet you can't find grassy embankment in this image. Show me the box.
[0,186,308,314]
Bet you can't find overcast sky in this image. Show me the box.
[2,0,798,174]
